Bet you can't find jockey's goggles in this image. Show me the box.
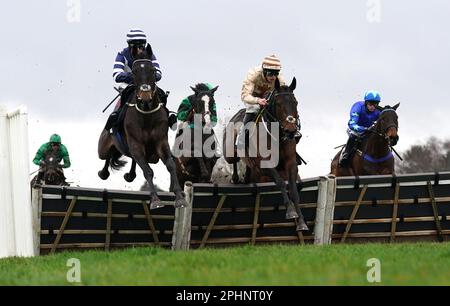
[264,69,280,77]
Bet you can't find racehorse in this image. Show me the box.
[330,103,400,176]
[174,84,219,188]
[97,47,187,209]
[223,77,308,231]
[31,148,68,187]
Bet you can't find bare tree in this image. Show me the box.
[396,137,450,173]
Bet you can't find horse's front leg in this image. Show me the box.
[161,144,188,208]
[98,159,110,180]
[287,166,308,231]
[129,146,163,210]
[124,159,137,182]
[265,168,298,219]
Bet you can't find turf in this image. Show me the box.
[1,243,449,285]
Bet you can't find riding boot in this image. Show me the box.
[104,111,119,131]
[339,135,358,167]
[237,112,256,151]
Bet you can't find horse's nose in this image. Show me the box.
[140,84,151,92]
[286,116,296,124]
[387,126,398,138]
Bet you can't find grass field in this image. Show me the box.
[1,243,449,285]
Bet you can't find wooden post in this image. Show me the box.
[142,201,160,246]
[390,184,400,243]
[251,194,261,245]
[323,175,337,245]
[50,196,77,254]
[341,185,368,243]
[199,195,227,249]
[31,186,42,256]
[105,199,112,251]
[427,181,444,242]
[314,176,328,245]
[172,181,193,250]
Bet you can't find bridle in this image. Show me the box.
[365,108,402,160]
[129,59,161,114]
[262,90,300,141]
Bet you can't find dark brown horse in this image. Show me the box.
[31,148,68,187]
[98,47,187,209]
[331,103,400,176]
[223,77,308,231]
[174,84,219,188]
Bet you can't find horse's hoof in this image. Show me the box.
[150,199,164,210]
[98,170,110,180]
[174,198,188,208]
[296,220,309,232]
[124,172,136,183]
[285,204,299,219]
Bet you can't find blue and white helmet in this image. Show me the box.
[126,28,147,44]
[364,90,381,103]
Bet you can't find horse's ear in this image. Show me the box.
[190,86,198,94]
[289,77,297,91]
[146,44,153,59]
[275,78,281,90]
[392,102,400,110]
[210,85,219,94]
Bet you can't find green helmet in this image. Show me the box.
[49,134,61,144]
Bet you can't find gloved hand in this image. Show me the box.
[123,72,134,84]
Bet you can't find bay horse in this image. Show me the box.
[174,83,219,188]
[31,148,68,187]
[223,77,308,231]
[97,47,187,209]
[331,103,400,176]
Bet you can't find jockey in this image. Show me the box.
[105,28,170,131]
[339,90,382,167]
[237,54,302,164]
[177,83,218,130]
[32,134,71,186]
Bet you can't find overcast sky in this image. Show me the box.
[2,0,450,190]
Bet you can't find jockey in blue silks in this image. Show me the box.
[105,28,173,131]
[339,90,381,167]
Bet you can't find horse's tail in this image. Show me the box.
[110,151,127,171]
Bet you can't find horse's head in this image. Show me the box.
[43,151,63,185]
[189,83,219,124]
[374,103,400,146]
[132,45,158,103]
[267,77,299,139]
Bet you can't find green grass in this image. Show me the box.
[1,243,449,285]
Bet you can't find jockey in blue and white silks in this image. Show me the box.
[113,29,162,88]
[105,28,166,131]
[339,90,381,167]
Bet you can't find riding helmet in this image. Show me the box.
[126,28,147,44]
[364,90,381,103]
[262,54,282,70]
[49,134,61,144]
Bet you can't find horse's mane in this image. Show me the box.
[193,83,210,92]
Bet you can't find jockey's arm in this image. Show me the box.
[32,144,47,166]
[60,144,71,168]
[241,69,260,105]
[348,112,366,133]
[150,51,162,82]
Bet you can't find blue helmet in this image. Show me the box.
[364,90,381,103]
